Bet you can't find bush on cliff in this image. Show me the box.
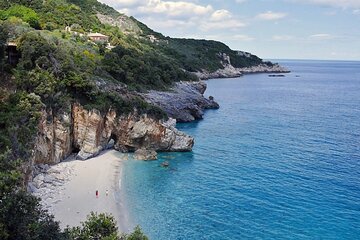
[65,212,148,240]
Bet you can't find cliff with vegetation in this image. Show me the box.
[0,0,287,238]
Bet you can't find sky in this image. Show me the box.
[99,0,360,60]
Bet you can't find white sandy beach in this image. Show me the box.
[32,150,132,232]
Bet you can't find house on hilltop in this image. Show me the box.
[88,32,109,42]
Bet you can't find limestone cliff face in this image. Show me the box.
[32,103,194,164]
[32,109,72,165]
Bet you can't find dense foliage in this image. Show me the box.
[0,0,271,238]
[0,4,40,29]
[132,19,266,72]
[65,212,148,240]
[0,24,8,71]
[102,45,197,91]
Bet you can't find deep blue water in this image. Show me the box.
[121,60,360,239]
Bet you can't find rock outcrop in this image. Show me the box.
[134,148,158,161]
[194,52,290,80]
[96,13,141,34]
[195,63,290,80]
[194,65,242,80]
[141,81,219,122]
[32,109,73,165]
[32,103,194,164]
[239,64,290,74]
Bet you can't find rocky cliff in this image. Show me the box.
[141,81,219,122]
[32,103,194,165]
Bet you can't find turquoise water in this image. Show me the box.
[121,60,360,239]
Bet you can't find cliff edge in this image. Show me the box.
[32,103,194,165]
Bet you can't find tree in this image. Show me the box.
[66,212,119,239]
[126,226,148,240]
[0,24,8,72]
[0,191,65,240]
[0,151,65,240]
[0,5,40,29]
[17,31,56,70]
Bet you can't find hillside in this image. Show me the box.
[0,0,285,238]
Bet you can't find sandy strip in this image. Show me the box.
[32,150,132,232]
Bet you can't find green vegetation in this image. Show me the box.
[132,20,265,72]
[65,212,148,240]
[0,24,8,71]
[102,45,197,91]
[0,5,40,29]
[0,0,272,238]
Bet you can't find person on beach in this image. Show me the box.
[96,190,99,198]
[106,190,109,196]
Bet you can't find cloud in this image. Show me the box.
[353,9,360,14]
[293,0,360,9]
[139,16,196,29]
[256,11,287,20]
[211,10,232,21]
[308,33,335,40]
[235,0,247,3]
[100,0,247,33]
[137,0,213,18]
[117,8,132,15]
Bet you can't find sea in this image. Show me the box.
[121,60,360,239]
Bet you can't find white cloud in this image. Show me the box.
[256,11,287,20]
[293,0,360,9]
[117,8,132,15]
[308,33,335,40]
[235,0,247,3]
[211,10,232,21]
[99,0,247,37]
[137,0,213,17]
[139,16,196,29]
[353,9,360,14]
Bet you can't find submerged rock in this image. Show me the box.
[134,148,157,161]
[161,161,169,167]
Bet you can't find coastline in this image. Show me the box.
[29,63,290,232]
[194,63,290,80]
[32,150,132,232]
